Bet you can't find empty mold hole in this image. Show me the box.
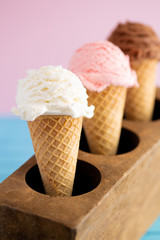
[80,127,139,155]
[152,99,160,120]
[117,128,139,154]
[25,160,101,197]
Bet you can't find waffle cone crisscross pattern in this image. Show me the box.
[28,115,82,197]
[83,86,126,155]
[125,59,157,121]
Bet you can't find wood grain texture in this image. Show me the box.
[0,119,160,240]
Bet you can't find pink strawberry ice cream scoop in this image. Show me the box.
[69,41,138,92]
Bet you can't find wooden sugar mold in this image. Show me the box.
[1,100,160,240]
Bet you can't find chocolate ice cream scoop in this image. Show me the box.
[108,22,160,63]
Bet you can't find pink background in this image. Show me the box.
[1,0,160,113]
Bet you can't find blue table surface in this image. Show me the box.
[0,116,160,239]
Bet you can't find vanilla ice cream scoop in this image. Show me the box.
[12,65,94,121]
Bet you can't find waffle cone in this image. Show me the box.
[28,115,82,197]
[125,59,157,121]
[156,87,160,100]
[83,86,126,155]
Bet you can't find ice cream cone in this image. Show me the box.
[156,87,160,100]
[13,65,93,197]
[125,59,157,121]
[28,115,82,197]
[108,22,160,121]
[69,41,137,156]
[83,86,126,155]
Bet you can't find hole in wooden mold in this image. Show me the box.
[25,160,101,196]
[80,127,139,155]
[152,99,160,120]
